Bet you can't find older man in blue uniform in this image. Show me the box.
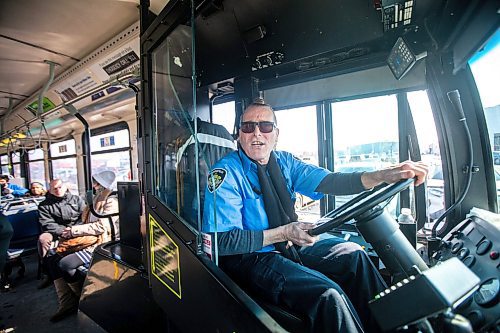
[202,100,428,332]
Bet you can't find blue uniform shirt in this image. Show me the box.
[202,150,330,252]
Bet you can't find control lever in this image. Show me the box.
[430,89,473,239]
[447,90,466,120]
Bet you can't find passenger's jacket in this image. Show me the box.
[2,183,29,197]
[38,191,85,236]
[69,188,118,253]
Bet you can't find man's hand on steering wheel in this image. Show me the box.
[361,160,429,189]
[282,222,318,247]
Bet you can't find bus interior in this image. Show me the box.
[0,0,499,332]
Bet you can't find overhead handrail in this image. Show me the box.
[0,72,139,141]
[21,122,38,150]
[37,61,60,117]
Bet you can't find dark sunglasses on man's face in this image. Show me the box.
[240,121,276,134]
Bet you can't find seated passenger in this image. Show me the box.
[0,174,29,197]
[25,181,47,197]
[46,170,118,322]
[202,99,428,333]
[36,179,85,289]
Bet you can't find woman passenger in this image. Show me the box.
[25,181,47,197]
[47,170,118,322]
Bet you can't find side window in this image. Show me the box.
[11,152,22,178]
[331,95,399,215]
[275,106,320,219]
[0,155,9,174]
[407,90,443,227]
[50,139,78,194]
[212,101,236,135]
[90,127,132,186]
[27,148,46,187]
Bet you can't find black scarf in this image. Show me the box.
[255,152,302,264]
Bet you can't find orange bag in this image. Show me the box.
[56,235,100,255]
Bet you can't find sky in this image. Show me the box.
[469,29,500,108]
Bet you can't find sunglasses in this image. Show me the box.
[240,121,276,134]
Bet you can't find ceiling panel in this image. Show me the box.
[0,0,140,115]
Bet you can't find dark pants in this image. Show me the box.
[46,253,84,283]
[0,217,14,273]
[221,236,386,332]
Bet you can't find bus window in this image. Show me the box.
[469,30,500,208]
[0,154,9,174]
[331,95,399,214]
[90,127,132,184]
[50,139,78,194]
[212,101,236,135]
[275,105,320,218]
[407,90,444,227]
[27,148,46,187]
[11,152,21,178]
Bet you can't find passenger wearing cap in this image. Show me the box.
[45,171,119,323]
[25,181,47,197]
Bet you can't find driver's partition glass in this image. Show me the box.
[151,24,199,230]
[331,95,399,216]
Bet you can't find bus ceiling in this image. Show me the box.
[0,0,170,149]
[0,0,497,146]
[186,0,497,92]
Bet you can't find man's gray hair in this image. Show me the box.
[241,98,277,125]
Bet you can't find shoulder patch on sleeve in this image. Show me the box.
[207,168,227,193]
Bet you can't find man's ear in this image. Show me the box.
[274,128,279,149]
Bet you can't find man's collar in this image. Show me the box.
[238,149,254,173]
[238,149,277,173]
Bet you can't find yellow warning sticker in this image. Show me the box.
[149,215,181,299]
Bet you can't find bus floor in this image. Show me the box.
[0,252,103,333]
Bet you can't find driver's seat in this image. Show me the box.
[184,120,308,331]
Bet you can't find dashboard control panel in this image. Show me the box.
[434,216,499,332]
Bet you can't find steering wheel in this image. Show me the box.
[308,178,415,236]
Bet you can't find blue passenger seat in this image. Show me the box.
[1,197,43,283]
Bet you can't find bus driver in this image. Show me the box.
[202,100,428,332]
